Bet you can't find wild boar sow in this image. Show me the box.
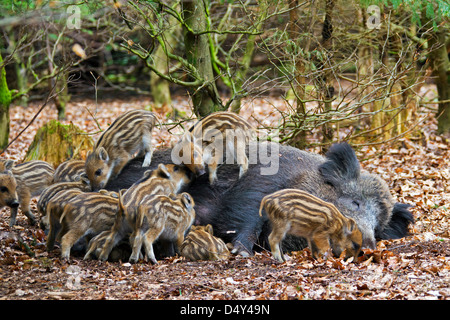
[105,142,414,257]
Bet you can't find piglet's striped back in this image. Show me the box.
[95,109,156,150]
[259,188,340,224]
[191,111,255,140]
[12,161,54,195]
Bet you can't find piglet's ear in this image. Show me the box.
[181,193,194,211]
[117,189,127,213]
[345,218,357,235]
[157,163,171,179]
[97,147,109,162]
[79,173,90,186]
[205,224,214,234]
[319,142,360,187]
[4,160,15,171]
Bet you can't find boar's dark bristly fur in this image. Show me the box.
[318,142,361,184]
[105,142,414,257]
[376,203,414,240]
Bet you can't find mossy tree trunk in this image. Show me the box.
[181,0,223,117]
[0,54,11,150]
[24,120,94,168]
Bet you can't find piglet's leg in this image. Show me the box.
[60,229,84,260]
[9,206,18,227]
[207,158,219,185]
[142,227,164,264]
[98,230,124,261]
[17,188,36,226]
[142,134,153,167]
[234,135,249,179]
[46,206,62,251]
[310,232,331,259]
[174,230,186,255]
[268,228,286,263]
[129,230,144,263]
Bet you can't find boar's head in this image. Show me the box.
[318,143,413,249]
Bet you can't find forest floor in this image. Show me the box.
[0,90,449,301]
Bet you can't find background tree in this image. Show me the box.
[0,53,11,149]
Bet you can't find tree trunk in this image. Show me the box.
[319,0,335,146]
[398,23,421,136]
[9,29,28,107]
[287,0,307,150]
[230,1,268,114]
[428,29,450,135]
[149,9,181,115]
[24,120,94,168]
[357,6,374,128]
[0,53,11,150]
[54,70,70,120]
[13,61,28,107]
[181,0,223,117]
[149,42,173,115]
[46,34,70,120]
[384,32,403,141]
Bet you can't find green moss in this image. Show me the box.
[24,120,94,167]
[0,54,11,108]
[0,54,11,149]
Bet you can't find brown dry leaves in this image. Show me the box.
[0,95,449,300]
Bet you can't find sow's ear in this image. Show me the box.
[376,202,414,240]
[318,142,360,187]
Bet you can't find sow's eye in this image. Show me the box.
[339,197,362,211]
[0,186,8,193]
[95,169,102,176]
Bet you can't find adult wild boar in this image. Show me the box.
[105,141,413,256]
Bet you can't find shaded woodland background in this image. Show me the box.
[0,0,449,301]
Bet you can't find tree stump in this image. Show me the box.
[24,120,94,168]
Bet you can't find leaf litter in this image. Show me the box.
[0,93,449,300]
